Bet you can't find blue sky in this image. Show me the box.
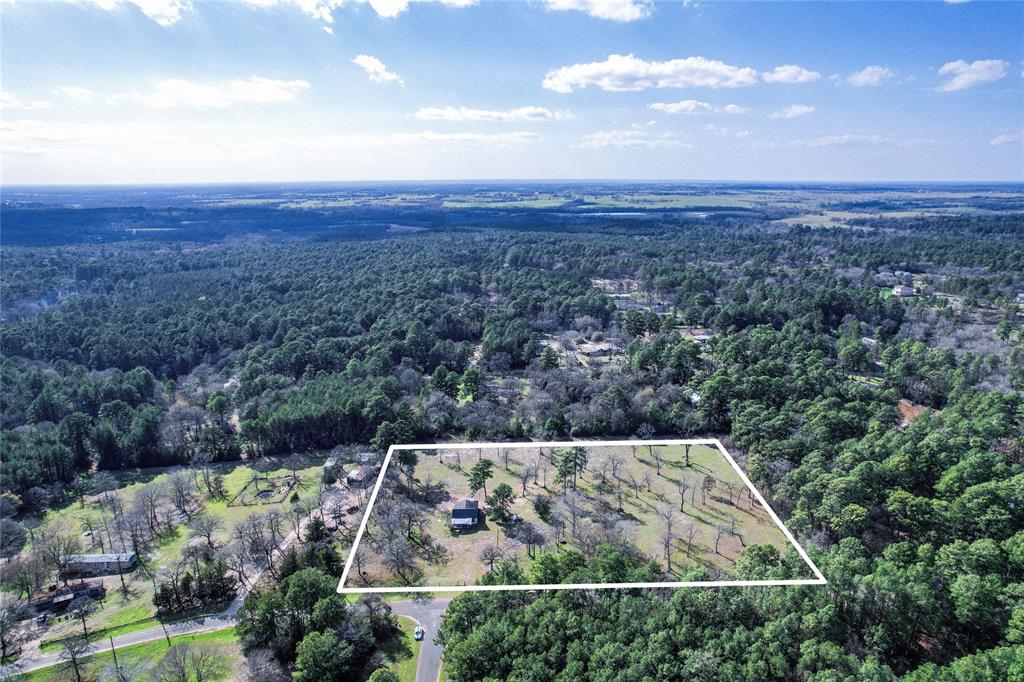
[1,0,1022,184]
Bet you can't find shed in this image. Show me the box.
[346,465,376,489]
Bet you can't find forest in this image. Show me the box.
[1,184,1022,680]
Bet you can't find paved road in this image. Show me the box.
[0,516,301,678]
[2,562,454,682]
[389,597,452,682]
[0,612,238,678]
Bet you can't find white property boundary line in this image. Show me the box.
[337,438,827,594]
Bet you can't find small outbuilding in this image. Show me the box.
[354,452,379,465]
[451,499,479,531]
[346,465,376,489]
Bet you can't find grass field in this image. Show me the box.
[29,454,324,644]
[25,627,239,681]
[350,443,806,589]
[375,615,421,682]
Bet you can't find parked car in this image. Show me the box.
[414,625,425,641]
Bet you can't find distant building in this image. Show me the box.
[892,285,915,298]
[346,465,376,489]
[893,270,913,283]
[354,452,379,465]
[64,553,137,576]
[578,342,613,357]
[1016,293,1024,305]
[861,337,878,349]
[451,499,479,530]
[30,582,105,617]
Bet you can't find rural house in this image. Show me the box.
[451,499,479,530]
[64,553,137,576]
[892,285,915,297]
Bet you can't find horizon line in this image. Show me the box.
[4,178,1023,190]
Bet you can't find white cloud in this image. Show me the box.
[352,55,404,85]
[762,64,821,84]
[722,104,748,114]
[56,86,98,100]
[991,131,1023,146]
[648,99,711,114]
[936,59,1008,92]
[78,0,192,26]
[123,0,190,25]
[243,0,476,23]
[735,130,750,138]
[543,54,758,93]
[414,105,571,122]
[578,129,688,149]
[847,65,895,87]
[0,89,51,110]
[128,76,310,108]
[770,104,814,119]
[545,0,651,22]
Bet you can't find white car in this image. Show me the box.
[414,625,425,641]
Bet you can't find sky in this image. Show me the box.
[1,0,1022,184]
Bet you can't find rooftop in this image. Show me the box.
[64,553,136,563]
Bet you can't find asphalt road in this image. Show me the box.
[0,519,294,678]
[389,597,453,682]
[0,611,238,678]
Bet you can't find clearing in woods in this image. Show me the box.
[338,439,825,593]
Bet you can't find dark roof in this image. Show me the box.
[453,499,478,510]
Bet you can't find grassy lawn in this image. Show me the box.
[30,455,324,643]
[373,615,422,682]
[352,443,805,589]
[25,627,239,681]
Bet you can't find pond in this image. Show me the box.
[256,489,275,499]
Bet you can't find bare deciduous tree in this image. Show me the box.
[39,532,81,587]
[658,505,678,572]
[168,470,200,521]
[188,514,223,551]
[59,635,93,682]
[677,478,691,512]
[479,545,503,571]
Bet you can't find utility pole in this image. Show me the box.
[109,636,119,671]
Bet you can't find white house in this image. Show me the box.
[64,553,137,576]
[892,285,915,298]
